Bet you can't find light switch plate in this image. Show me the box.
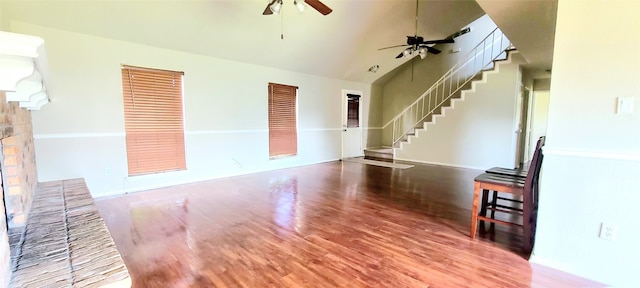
[617,97,634,114]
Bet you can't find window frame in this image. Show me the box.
[268,82,298,159]
[121,65,187,176]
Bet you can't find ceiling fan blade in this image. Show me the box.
[378,44,409,51]
[421,39,455,45]
[395,52,405,59]
[445,27,471,40]
[306,0,333,15]
[424,46,442,55]
[263,0,275,15]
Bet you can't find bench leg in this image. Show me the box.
[523,189,534,255]
[470,181,481,239]
[490,190,498,231]
[479,189,489,232]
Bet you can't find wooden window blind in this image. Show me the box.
[268,82,298,158]
[121,65,186,176]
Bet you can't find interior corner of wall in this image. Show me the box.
[380,126,392,147]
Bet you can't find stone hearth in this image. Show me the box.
[10,179,130,287]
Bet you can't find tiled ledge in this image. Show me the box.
[9,179,130,287]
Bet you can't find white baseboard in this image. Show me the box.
[93,158,340,198]
[528,255,603,285]
[394,157,485,171]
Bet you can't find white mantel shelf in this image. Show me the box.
[0,31,51,110]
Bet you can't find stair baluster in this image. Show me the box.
[383,27,513,147]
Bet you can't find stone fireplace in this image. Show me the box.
[0,31,129,287]
[0,91,39,288]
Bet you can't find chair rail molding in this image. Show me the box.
[0,31,51,110]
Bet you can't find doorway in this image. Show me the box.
[515,87,530,167]
[526,91,550,161]
[341,90,363,158]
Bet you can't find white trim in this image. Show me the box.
[394,157,485,171]
[189,128,344,134]
[528,255,600,284]
[528,255,575,273]
[186,129,267,135]
[33,128,348,139]
[543,147,640,161]
[34,132,126,139]
[93,158,340,198]
[91,189,128,199]
[124,169,189,182]
[299,128,342,132]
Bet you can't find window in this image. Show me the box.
[268,82,297,158]
[121,65,186,176]
[346,94,360,128]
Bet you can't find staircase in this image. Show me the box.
[368,28,514,161]
[363,147,394,162]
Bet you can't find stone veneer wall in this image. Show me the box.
[0,91,38,288]
[0,188,8,288]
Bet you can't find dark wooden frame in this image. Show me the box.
[470,137,545,254]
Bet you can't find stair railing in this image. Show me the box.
[384,27,513,147]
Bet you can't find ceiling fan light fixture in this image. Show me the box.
[295,0,306,13]
[270,0,283,14]
[403,49,413,58]
[418,47,427,59]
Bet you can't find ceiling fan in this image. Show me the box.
[263,0,333,16]
[378,0,469,59]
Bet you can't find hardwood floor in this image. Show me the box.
[95,161,602,287]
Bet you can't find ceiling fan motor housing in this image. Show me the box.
[406,36,424,45]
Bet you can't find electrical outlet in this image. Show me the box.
[599,223,617,240]
[105,167,111,176]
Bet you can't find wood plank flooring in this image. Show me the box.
[95,161,603,287]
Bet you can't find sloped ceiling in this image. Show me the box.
[476,0,557,75]
[4,0,486,83]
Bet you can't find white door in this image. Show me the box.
[342,90,363,158]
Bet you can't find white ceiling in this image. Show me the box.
[4,0,556,83]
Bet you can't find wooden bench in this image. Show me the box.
[470,137,545,255]
[10,179,131,287]
[484,136,546,179]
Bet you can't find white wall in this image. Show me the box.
[362,83,383,148]
[395,52,525,169]
[0,1,5,31]
[531,1,640,286]
[11,22,373,197]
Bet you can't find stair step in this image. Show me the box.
[364,147,394,162]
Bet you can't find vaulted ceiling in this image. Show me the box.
[3,0,556,83]
[476,0,557,77]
